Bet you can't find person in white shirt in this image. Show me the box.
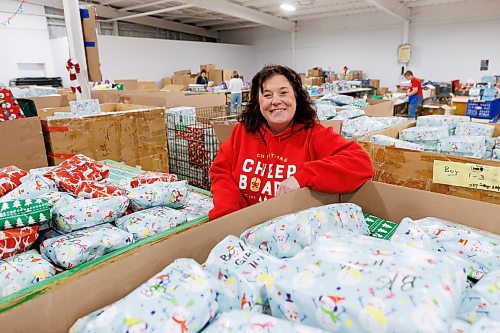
[228,71,244,115]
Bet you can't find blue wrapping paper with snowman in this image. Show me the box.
[241,203,369,259]
[454,122,495,137]
[439,136,487,158]
[115,206,188,241]
[332,108,365,121]
[0,174,57,202]
[342,116,385,138]
[416,115,470,135]
[314,102,337,120]
[202,310,328,333]
[51,195,129,233]
[370,135,424,151]
[126,180,188,211]
[399,126,449,141]
[70,258,218,333]
[450,317,500,333]
[0,249,56,298]
[493,148,500,160]
[390,217,499,280]
[268,232,468,333]
[40,224,134,269]
[204,235,286,313]
[179,191,214,221]
[456,269,500,324]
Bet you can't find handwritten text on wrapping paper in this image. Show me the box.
[433,160,500,193]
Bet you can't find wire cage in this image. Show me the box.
[166,105,243,190]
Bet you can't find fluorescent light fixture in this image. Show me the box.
[280,3,296,11]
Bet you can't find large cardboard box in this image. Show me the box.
[90,89,122,103]
[369,79,380,89]
[208,69,223,83]
[30,95,69,109]
[171,75,196,90]
[200,64,216,72]
[115,79,138,90]
[137,81,159,92]
[160,84,185,91]
[0,181,497,331]
[38,103,169,172]
[0,117,48,169]
[162,76,172,86]
[377,87,389,95]
[362,98,394,116]
[120,91,226,108]
[174,70,191,75]
[308,67,323,77]
[80,5,102,82]
[222,68,232,81]
[358,122,500,204]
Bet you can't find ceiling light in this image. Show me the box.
[280,3,296,11]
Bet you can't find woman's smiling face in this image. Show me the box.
[258,74,297,134]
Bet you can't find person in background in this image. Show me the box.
[196,69,208,85]
[404,70,423,119]
[209,64,374,220]
[228,71,244,115]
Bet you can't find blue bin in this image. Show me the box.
[466,99,500,119]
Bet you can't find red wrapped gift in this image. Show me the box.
[44,154,109,193]
[0,88,25,122]
[130,172,178,188]
[0,166,28,197]
[74,180,126,198]
[0,226,39,259]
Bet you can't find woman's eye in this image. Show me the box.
[263,94,272,98]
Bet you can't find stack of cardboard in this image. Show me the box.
[170,70,197,91]
[80,5,102,82]
[303,67,323,86]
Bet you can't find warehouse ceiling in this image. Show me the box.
[30,0,472,38]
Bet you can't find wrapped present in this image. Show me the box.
[241,203,369,259]
[269,233,467,333]
[70,258,218,333]
[44,154,110,193]
[390,217,500,280]
[179,191,213,221]
[0,249,56,298]
[332,108,365,121]
[204,235,285,313]
[0,198,52,230]
[10,86,58,98]
[130,172,178,188]
[115,206,187,241]
[203,310,329,333]
[166,106,197,129]
[51,196,129,233]
[399,126,449,141]
[457,269,500,324]
[0,174,57,202]
[495,137,500,149]
[319,93,354,107]
[450,317,500,333]
[416,115,470,134]
[0,88,25,121]
[439,136,487,158]
[455,122,495,138]
[69,99,101,116]
[0,226,39,259]
[492,148,500,160]
[0,166,28,197]
[315,101,337,120]
[40,224,134,269]
[370,134,424,151]
[74,180,126,199]
[126,180,188,211]
[405,139,441,152]
[351,99,370,108]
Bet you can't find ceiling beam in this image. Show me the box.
[26,0,218,38]
[118,0,178,12]
[215,23,261,31]
[98,0,128,5]
[291,7,379,21]
[104,4,194,22]
[183,0,295,31]
[364,0,409,21]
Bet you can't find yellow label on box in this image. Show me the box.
[433,160,500,192]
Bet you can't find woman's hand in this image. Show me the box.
[276,176,300,196]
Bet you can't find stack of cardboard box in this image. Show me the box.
[303,67,323,86]
[201,64,233,84]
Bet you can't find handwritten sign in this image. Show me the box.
[433,160,500,192]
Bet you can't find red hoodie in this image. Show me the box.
[209,122,374,220]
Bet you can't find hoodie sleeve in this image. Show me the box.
[293,125,374,193]
[209,126,248,220]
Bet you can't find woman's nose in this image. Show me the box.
[271,94,281,105]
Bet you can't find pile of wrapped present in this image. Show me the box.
[70,203,499,333]
[0,87,25,122]
[0,154,213,298]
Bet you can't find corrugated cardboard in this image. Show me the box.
[137,81,159,92]
[376,87,389,95]
[308,67,322,77]
[80,5,102,82]
[120,91,226,108]
[213,120,343,143]
[359,122,500,204]
[0,117,48,169]
[90,90,122,103]
[160,84,185,91]
[208,69,223,83]
[222,68,232,81]
[162,76,172,86]
[171,75,196,90]
[174,70,191,76]
[115,79,138,90]
[362,99,394,117]
[0,181,497,332]
[200,64,216,72]
[39,103,169,172]
[369,79,380,89]
[30,95,69,109]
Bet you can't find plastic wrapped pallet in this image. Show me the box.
[439,136,487,159]
[454,122,495,138]
[370,135,424,151]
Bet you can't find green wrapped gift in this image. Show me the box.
[0,198,52,230]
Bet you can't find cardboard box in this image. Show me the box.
[200,64,216,72]
[80,5,102,82]
[310,76,323,86]
[0,117,48,169]
[171,75,196,90]
[30,95,69,109]
[308,67,323,77]
[369,79,380,89]
[120,91,226,108]
[362,98,394,116]
[208,69,223,83]
[90,90,122,103]
[222,68,232,81]
[174,70,191,76]
[38,103,169,172]
[0,181,497,331]
[358,122,500,204]
[115,79,138,90]
[160,84,185,92]
[137,81,159,92]
[377,87,389,95]
[162,76,172,86]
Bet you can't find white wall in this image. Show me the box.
[50,35,257,87]
[0,0,55,85]
[220,0,500,89]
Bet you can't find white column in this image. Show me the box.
[62,0,91,100]
[291,22,297,69]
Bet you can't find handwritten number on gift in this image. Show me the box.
[376,273,417,292]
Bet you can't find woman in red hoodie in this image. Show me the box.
[209,65,374,219]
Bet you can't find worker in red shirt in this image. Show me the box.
[404,70,423,119]
[209,64,374,220]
